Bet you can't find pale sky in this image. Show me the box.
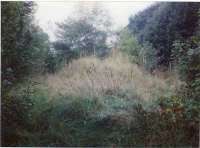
[35,1,154,41]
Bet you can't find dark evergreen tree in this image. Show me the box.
[2,1,50,88]
[128,2,200,68]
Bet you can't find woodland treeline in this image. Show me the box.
[1,1,200,147]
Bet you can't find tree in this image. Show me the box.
[118,28,141,64]
[2,1,50,88]
[172,37,200,99]
[128,2,200,68]
[56,4,111,58]
[2,2,51,145]
[140,42,157,71]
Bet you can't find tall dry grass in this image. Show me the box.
[45,50,181,100]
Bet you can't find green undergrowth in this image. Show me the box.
[2,82,199,147]
[2,82,142,146]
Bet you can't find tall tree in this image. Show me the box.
[128,2,200,68]
[55,4,111,58]
[2,1,49,88]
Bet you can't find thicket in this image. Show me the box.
[1,2,50,90]
[128,2,200,68]
[1,1,200,147]
[127,2,200,146]
[2,54,181,146]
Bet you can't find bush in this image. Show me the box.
[130,96,199,147]
[23,95,136,146]
[2,81,142,146]
[2,81,35,146]
[45,50,64,73]
[3,77,198,147]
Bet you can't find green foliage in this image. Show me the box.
[118,28,157,70]
[128,2,200,67]
[29,28,50,73]
[139,42,157,71]
[53,41,79,61]
[126,4,200,146]
[118,28,141,63]
[4,83,198,147]
[2,81,140,146]
[172,38,200,77]
[45,51,59,73]
[171,37,200,101]
[2,1,50,88]
[130,96,199,147]
[2,1,200,147]
[56,6,111,58]
[2,80,37,146]
[45,41,80,73]
[44,49,65,73]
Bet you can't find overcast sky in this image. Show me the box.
[35,1,154,41]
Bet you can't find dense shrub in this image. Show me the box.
[1,78,142,146]
[2,1,199,147]
[2,81,35,146]
[2,63,198,147]
[130,96,199,147]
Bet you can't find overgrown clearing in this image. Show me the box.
[4,52,184,146]
[2,1,200,147]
